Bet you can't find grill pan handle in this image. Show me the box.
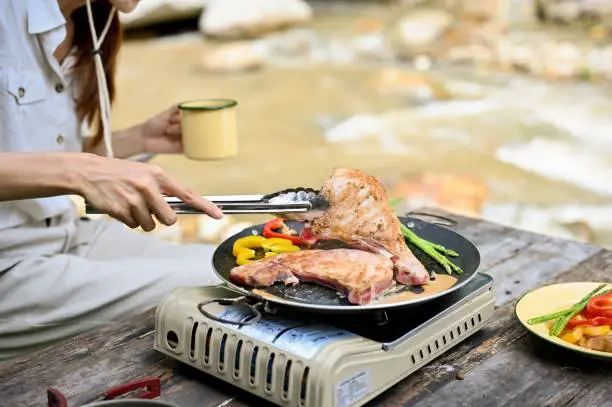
[404,211,458,227]
[197,296,262,325]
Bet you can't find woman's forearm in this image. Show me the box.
[0,152,86,201]
[83,124,145,158]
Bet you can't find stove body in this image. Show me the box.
[154,274,495,407]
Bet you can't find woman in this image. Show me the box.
[0,0,224,360]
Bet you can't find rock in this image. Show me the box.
[261,29,317,60]
[582,0,612,21]
[394,9,454,51]
[351,33,394,63]
[198,42,265,72]
[119,0,211,29]
[539,0,582,23]
[542,41,584,79]
[199,0,312,39]
[537,0,612,24]
[449,0,537,25]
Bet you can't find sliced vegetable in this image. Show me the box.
[261,238,301,254]
[582,325,611,336]
[263,218,304,245]
[586,292,612,318]
[400,224,463,275]
[567,315,612,328]
[560,327,583,344]
[527,284,610,336]
[551,290,610,337]
[232,235,301,265]
[236,248,257,266]
[232,236,266,257]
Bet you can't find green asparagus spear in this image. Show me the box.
[527,309,575,325]
[551,289,612,336]
[527,283,607,326]
[400,224,464,275]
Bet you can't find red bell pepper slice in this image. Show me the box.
[586,292,612,319]
[567,315,612,328]
[262,218,304,245]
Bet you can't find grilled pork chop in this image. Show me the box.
[292,168,430,286]
[230,249,394,305]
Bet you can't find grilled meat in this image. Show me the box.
[230,249,394,305]
[292,168,430,286]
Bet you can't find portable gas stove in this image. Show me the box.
[154,273,494,407]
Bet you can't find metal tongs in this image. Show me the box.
[85,188,330,215]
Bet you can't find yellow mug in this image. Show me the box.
[178,99,238,160]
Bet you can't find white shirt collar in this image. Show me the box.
[26,0,66,34]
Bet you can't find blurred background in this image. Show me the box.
[97,0,612,248]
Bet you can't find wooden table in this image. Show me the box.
[2,210,612,407]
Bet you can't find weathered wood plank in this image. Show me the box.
[408,320,612,407]
[361,248,611,407]
[401,249,612,407]
[0,313,237,407]
[0,213,608,407]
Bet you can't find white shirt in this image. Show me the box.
[0,0,90,230]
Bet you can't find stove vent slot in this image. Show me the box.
[166,330,179,350]
[249,346,259,384]
[434,339,440,350]
[265,353,275,391]
[442,335,448,345]
[204,327,213,366]
[300,366,310,406]
[282,360,292,400]
[218,333,228,372]
[189,322,198,359]
[233,340,243,378]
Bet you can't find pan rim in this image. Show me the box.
[211,216,481,312]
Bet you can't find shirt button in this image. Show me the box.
[55,83,64,93]
[18,87,25,98]
[56,135,64,145]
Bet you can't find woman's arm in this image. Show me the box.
[83,105,184,158]
[0,152,82,201]
[0,152,221,231]
[82,124,145,158]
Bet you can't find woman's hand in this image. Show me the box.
[141,105,183,154]
[78,154,222,231]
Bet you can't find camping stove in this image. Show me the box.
[154,273,495,407]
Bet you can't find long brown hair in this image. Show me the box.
[71,2,123,144]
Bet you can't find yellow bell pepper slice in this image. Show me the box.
[560,327,583,344]
[261,237,301,254]
[236,248,257,266]
[582,325,611,336]
[232,236,266,257]
[232,235,301,265]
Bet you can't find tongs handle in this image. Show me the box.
[85,195,313,215]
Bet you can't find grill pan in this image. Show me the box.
[209,216,481,314]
